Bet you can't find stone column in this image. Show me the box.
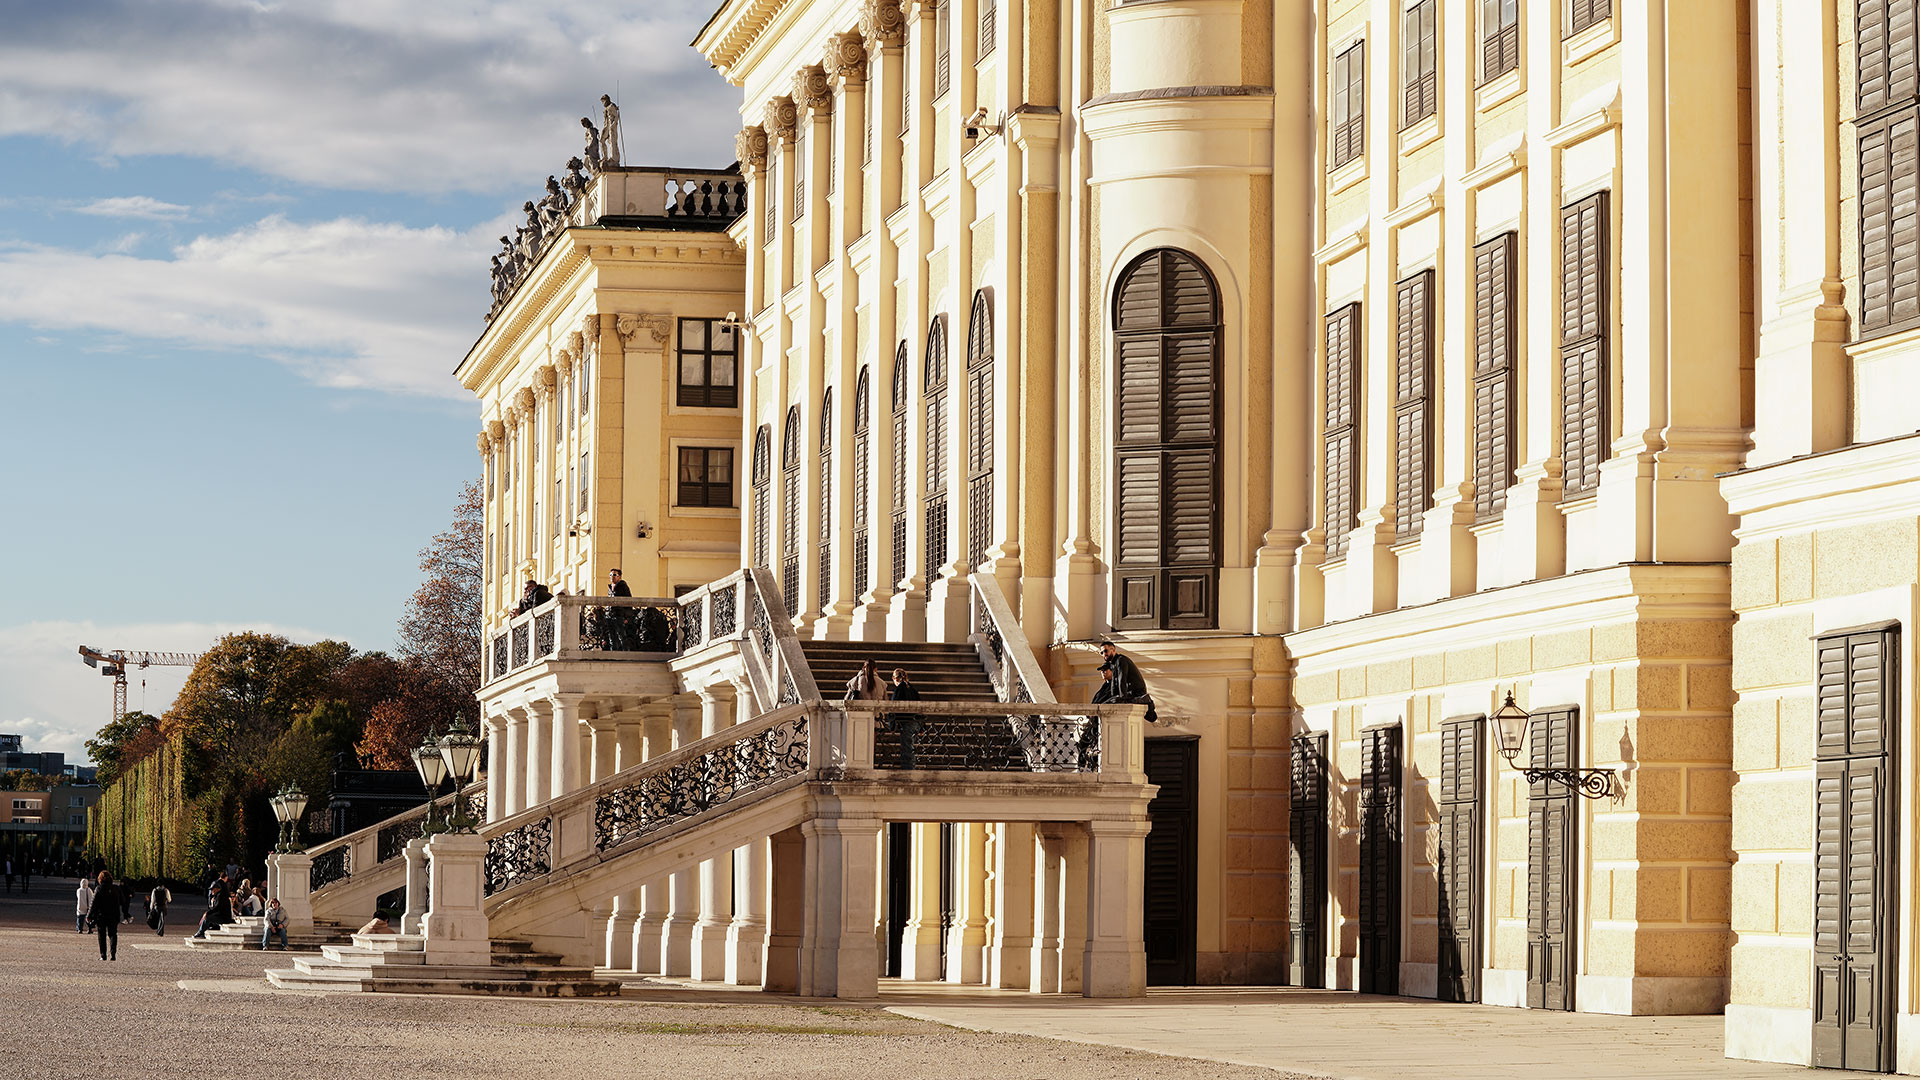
[1031,824,1066,992]
[422,833,491,966]
[399,837,429,934]
[661,698,700,976]
[590,897,616,969]
[764,825,806,992]
[989,822,1035,989]
[549,693,585,798]
[948,822,988,983]
[483,710,506,824]
[266,852,313,935]
[589,712,618,783]
[503,705,528,818]
[799,816,883,998]
[634,704,672,973]
[728,677,768,984]
[900,822,943,980]
[526,699,553,808]
[1080,819,1149,997]
[614,707,643,773]
[692,684,736,980]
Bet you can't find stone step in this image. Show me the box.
[802,642,981,653]
[363,975,622,997]
[266,967,369,991]
[352,932,426,952]
[320,944,427,965]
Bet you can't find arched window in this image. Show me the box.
[890,343,910,591]
[750,425,772,570]
[781,405,802,615]
[1111,248,1221,629]
[965,288,994,571]
[853,367,872,601]
[923,316,950,585]
[818,388,834,611]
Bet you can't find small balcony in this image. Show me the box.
[485,594,683,685]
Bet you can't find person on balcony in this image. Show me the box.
[514,577,553,615]
[888,668,923,769]
[604,568,634,650]
[844,659,887,704]
[1098,642,1157,724]
[1090,661,1118,704]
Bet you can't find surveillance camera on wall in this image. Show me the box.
[964,107,1001,141]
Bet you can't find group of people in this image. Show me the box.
[2,856,31,894]
[511,569,674,652]
[844,660,927,766]
[188,870,290,949]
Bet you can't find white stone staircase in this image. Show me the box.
[265,932,621,996]
[184,914,355,952]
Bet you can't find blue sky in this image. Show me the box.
[0,0,741,762]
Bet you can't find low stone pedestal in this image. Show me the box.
[400,838,429,935]
[422,833,491,966]
[267,852,315,935]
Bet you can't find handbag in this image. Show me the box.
[146,909,160,930]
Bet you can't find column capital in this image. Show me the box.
[487,418,506,441]
[476,430,493,453]
[859,0,905,45]
[762,95,798,144]
[616,312,672,347]
[697,681,738,704]
[737,124,770,172]
[514,385,536,413]
[824,34,866,88]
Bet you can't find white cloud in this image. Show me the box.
[0,1,742,195]
[0,620,340,766]
[0,213,500,397]
[74,195,189,220]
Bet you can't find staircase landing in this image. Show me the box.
[266,933,622,996]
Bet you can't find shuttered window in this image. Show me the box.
[1331,40,1366,168]
[781,405,802,615]
[793,123,807,218]
[891,344,909,590]
[1566,0,1610,37]
[924,316,950,585]
[1112,248,1221,630]
[965,289,995,571]
[1559,192,1609,499]
[934,0,952,98]
[979,0,997,57]
[1482,0,1518,81]
[1394,271,1434,540]
[1403,1,1437,126]
[1287,732,1329,988]
[750,425,772,569]
[1526,706,1577,1011]
[818,389,833,611]
[1358,725,1402,996]
[853,367,872,601]
[1437,717,1482,1003]
[1473,232,1517,520]
[1323,303,1361,557]
[1858,0,1920,337]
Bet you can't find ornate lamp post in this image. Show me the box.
[1492,692,1616,798]
[271,783,309,852]
[437,721,484,833]
[412,734,450,834]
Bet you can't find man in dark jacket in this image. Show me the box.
[1098,642,1157,723]
[605,568,634,649]
[514,577,553,615]
[89,872,126,960]
[888,668,923,769]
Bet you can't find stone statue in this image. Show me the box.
[581,116,602,175]
[565,156,588,199]
[599,94,622,169]
[537,177,567,234]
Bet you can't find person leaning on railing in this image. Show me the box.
[887,668,923,769]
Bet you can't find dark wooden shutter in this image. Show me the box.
[1113,250,1221,630]
[853,368,871,601]
[818,390,833,612]
[751,425,772,569]
[1857,0,1920,342]
[1358,725,1401,995]
[1288,732,1329,988]
[1143,738,1199,985]
[1332,41,1366,168]
[781,406,802,615]
[1394,271,1433,540]
[1482,0,1519,81]
[979,0,997,56]
[966,289,994,571]
[1437,717,1483,1003]
[891,345,909,590]
[1473,233,1516,520]
[1566,0,1611,37]
[924,317,949,585]
[1403,0,1437,125]
[934,0,952,96]
[1323,303,1361,557]
[1526,707,1577,1011]
[1812,625,1899,1071]
[793,122,806,216]
[1559,193,1609,499]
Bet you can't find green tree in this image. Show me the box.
[266,700,362,805]
[86,709,161,785]
[160,633,342,769]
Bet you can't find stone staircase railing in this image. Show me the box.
[301,786,485,897]
[969,574,1056,705]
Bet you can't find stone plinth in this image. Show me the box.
[400,838,429,935]
[267,852,314,934]
[423,833,491,966]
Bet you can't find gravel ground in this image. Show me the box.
[3,880,1297,1080]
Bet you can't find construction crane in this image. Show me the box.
[78,645,202,723]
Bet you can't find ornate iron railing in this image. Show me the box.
[712,583,737,637]
[534,610,556,656]
[487,594,679,683]
[484,816,552,897]
[491,633,508,681]
[511,623,529,667]
[859,703,1099,773]
[376,815,425,864]
[309,847,350,892]
[593,711,809,852]
[682,602,704,648]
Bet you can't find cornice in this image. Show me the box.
[693,0,791,78]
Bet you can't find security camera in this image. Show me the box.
[964,107,1001,140]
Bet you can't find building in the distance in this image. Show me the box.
[0,783,98,870]
[0,733,69,778]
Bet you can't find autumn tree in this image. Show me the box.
[85,709,161,785]
[398,478,482,710]
[160,633,345,769]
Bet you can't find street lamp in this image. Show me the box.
[270,783,309,852]
[1491,691,1616,799]
[437,720,484,833]
[412,734,449,834]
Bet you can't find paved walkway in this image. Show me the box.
[886,986,1876,1080]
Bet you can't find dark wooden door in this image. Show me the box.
[937,821,955,980]
[1437,717,1483,1003]
[1143,737,1198,985]
[1288,732,1329,987]
[885,821,911,977]
[1358,725,1401,995]
[1812,626,1898,1072]
[1527,707,1576,1011]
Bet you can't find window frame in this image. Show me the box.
[1402,0,1437,127]
[1331,39,1367,169]
[675,317,741,409]
[1481,0,1519,83]
[674,445,736,509]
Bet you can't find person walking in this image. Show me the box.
[3,856,12,894]
[844,658,888,703]
[147,882,171,936]
[74,876,93,934]
[88,872,125,960]
[888,667,924,769]
[259,898,289,951]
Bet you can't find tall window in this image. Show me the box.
[891,344,910,589]
[1560,192,1610,498]
[863,67,875,163]
[1112,249,1221,630]
[1473,232,1517,520]
[1482,0,1519,81]
[934,0,953,98]
[923,317,950,584]
[1323,303,1361,558]
[677,318,739,408]
[676,446,734,508]
[579,449,589,516]
[781,405,802,615]
[965,289,995,570]
[818,389,833,610]
[1403,1,1437,126]
[1331,40,1366,168]
[551,399,562,537]
[1858,3,1920,337]
[793,122,807,217]
[1565,0,1610,37]
[1394,270,1434,539]
[853,367,872,601]
[580,351,591,417]
[980,0,997,57]
[751,425,772,569]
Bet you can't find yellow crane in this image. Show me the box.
[77,645,202,723]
